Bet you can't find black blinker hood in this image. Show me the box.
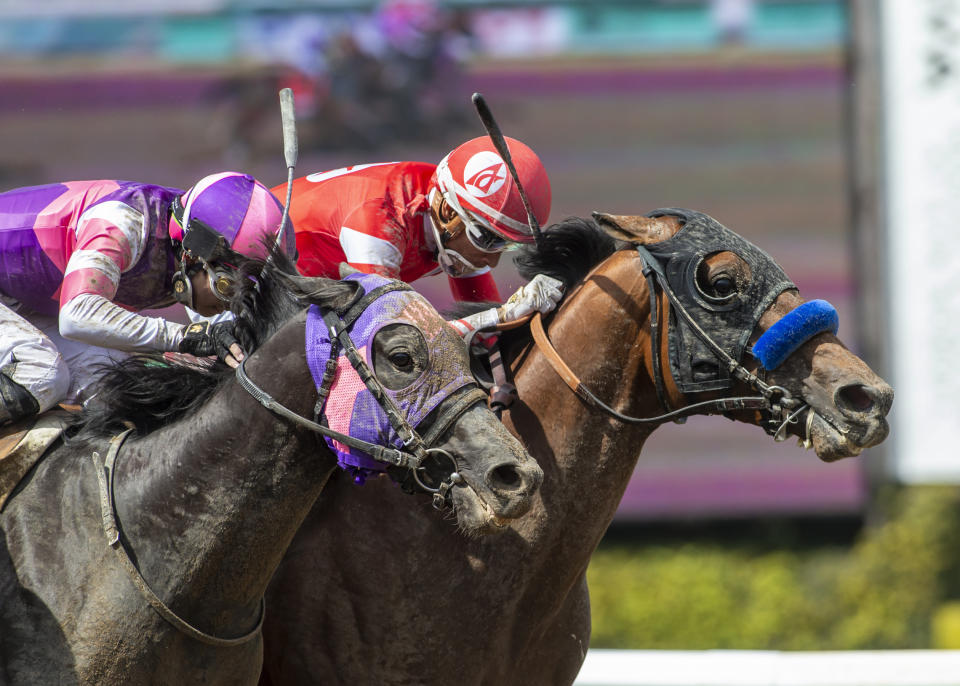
[642,208,795,392]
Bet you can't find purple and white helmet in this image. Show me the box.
[171,172,295,261]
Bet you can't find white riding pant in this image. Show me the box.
[0,296,124,411]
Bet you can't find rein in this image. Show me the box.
[528,245,808,438]
[530,313,772,424]
[236,280,488,502]
[92,282,485,648]
[236,361,485,500]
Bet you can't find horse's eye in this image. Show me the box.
[711,276,735,298]
[696,253,749,304]
[390,351,413,369]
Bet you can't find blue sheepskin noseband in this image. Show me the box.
[751,299,839,370]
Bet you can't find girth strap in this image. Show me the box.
[93,429,265,647]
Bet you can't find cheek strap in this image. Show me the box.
[751,299,839,370]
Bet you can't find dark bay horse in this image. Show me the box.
[0,252,542,685]
[259,209,892,685]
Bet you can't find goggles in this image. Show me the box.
[437,187,513,254]
[434,156,519,255]
[463,215,511,253]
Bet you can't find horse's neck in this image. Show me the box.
[114,312,334,622]
[507,251,661,548]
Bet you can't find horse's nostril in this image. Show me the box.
[837,384,875,413]
[489,464,522,490]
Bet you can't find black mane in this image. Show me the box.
[514,216,620,290]
[69,219,620,441]
[69,246,358,442]
[445,216,622,322]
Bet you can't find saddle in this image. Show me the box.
[0,407,75,511]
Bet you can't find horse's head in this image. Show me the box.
[240,266,542,536]
[368,321,543,533]
[558,209,892,461]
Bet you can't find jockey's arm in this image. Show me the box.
[59,293,183,352]
[58,200,186,352]
[447,274,564,345]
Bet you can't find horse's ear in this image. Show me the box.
[326,279,363,314]
[592,212,678,245]
[339,262,362,278]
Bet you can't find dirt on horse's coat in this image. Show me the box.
[259,211,892,686]
[0,248,541,686]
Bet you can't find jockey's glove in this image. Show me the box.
[178,320,243,364]
[447,274,564,346]
[496,274,565,324]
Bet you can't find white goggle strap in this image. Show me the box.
[435,178,506,255]
[427,189,483,275]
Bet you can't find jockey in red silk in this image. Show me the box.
[275,136,564,343]
[0,172,295,426]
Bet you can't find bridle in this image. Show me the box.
[530,244,811,442]
[236,280,487,507]
[93,282,486,648]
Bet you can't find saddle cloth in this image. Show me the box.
[0,409,72,511]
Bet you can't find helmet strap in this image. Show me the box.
[427,191,482,277]
[428,187,465,247]
[172,256,197,309]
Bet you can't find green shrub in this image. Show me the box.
[586,486,960,649]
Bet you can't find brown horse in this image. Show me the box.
[259,209,892,686]
[0,252,542,685]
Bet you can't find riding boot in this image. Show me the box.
[0,372,40,427]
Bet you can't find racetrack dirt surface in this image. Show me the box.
[0,49,866,518]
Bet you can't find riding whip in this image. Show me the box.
[276,87,298,253]
[471,92,545,249]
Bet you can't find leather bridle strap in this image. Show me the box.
[93,428,265,647]
[236,358,418,469]
[640,258,673,414]
[529,311,770,424]
[418,385,489,446]
[633,245,789,402]
[321,308,423,453]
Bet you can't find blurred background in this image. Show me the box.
[3,0,959,656]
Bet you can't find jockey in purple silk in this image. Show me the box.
[0,172,295,427]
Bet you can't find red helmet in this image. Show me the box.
[434,136,551,244]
